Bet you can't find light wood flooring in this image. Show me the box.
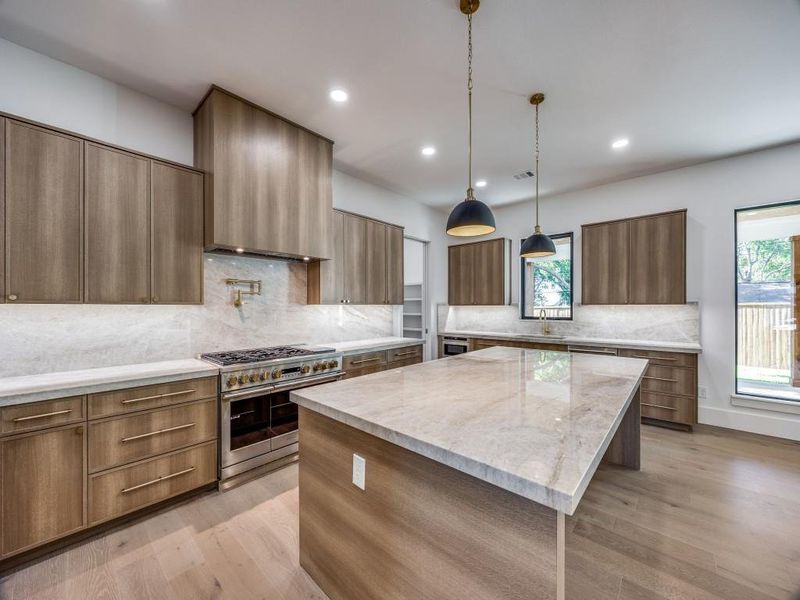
[1,424,799,599]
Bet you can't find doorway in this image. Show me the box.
[403,237,430,360]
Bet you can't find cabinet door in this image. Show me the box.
[151,162,204,304]
[297,129,333,260]
[581,221,629,304]
[343,214,367,304]
[1,423,86,557]
[448,243,474,305]
[5,120,83,303]
[628,211,686,304]
[473,238,506,305]
[366,220,388,304]
[85,143,150,303]
[387,225,404,304]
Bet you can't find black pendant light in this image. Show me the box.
[446,0,496,237]
[520,93,556,258]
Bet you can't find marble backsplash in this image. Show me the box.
[0,254,398,377]
[438,303,700,344]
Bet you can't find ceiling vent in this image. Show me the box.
[513,170,535,180]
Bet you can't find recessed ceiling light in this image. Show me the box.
[421,146,436,156]
[475,179,487,188]
[235,248,244,254]
[329,89,348,103]
[611,138,630,150]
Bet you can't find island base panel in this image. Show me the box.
[602,389,641,470]
[298,407,563,600]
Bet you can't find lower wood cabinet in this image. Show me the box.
[0,423,87,557]
[0,374,219,563]
[470,337,567,352]
[342,345,423,379]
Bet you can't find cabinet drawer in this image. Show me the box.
[640,392,695,425]
[89,441,216,525]
[343,351,387,371]
[386,357,423,370]
[343,364,385,380]
[88,376,217,419]
[1,396,85,435]
[88,399,217,473]
[620,348,696,368]
[471,338,502,350]
[641,365,696,397]
[388,345,422,363]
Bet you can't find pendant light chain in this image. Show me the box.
[466,2,474,199]
[535,99,540,229]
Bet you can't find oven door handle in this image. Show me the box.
[271,373,343,393]
[222,386,277,402]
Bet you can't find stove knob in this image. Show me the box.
[327,360,337,369]
[313,363,322,372]
[301,365,311,374]
[227,376,238,387]
[238,375,247,385]
[249,374,257,383]
[260,372,268,381]
[272,369,283,379]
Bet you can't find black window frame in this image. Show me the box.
[519,232,574,321]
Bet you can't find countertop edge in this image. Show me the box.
[331,338,424,357]
[438,331,702,354]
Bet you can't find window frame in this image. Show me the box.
[519,231,574,321]
[734,199,800,402]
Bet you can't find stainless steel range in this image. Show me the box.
[200,345,343,482]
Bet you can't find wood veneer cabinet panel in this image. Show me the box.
[581,220,629,305]
[151,161,204,304]
[448,243,475,305]
[1,423,86,557]
[193,88,333,260]
[85,143,150,304]
[474,238,507,305]
[1,395,85,436]
[87,376,218,419]
[387,225,404,304]
[0,117,4,304]
[628,210,686,304]
[308,210,344,304]
[366,219,388,304]
[5,120,83,303]
[343,213,367,304]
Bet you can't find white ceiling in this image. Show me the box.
[1,0,799,209]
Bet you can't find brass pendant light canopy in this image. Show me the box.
[446,0,496,237]
[520,93,556,258]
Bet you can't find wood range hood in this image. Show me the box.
[193,85,334,262]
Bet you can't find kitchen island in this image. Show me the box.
[291,347,647,600]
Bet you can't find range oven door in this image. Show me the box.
[221,373,342,470]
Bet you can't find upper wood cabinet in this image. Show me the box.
[1,423,86,557]
[85,143,151,304]
[193,86,333,260]
[581,220,630,305]
[448,238,511,306]
[581,209,686,305]
[1,113,204,305]
[5,120,83,303]
[308,210,404,305]
[151,162,204,304]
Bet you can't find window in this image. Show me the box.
[520,232,573,320]
[735,201,800,401]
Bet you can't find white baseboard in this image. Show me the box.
[698,405,800,441]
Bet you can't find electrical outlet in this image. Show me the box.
[698,386,707,399]
[352,453,366,490]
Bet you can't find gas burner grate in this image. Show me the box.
[200,346,334,366]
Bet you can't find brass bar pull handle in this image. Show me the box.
[13,408,72,422]
[641,402,678,411]
[121,422,196,443]
[643,376,679,383]
[350,357,382,365]
[120,466,195,494]
[394,350,419,357]
[632,355,677,361]
[121,389,195,405]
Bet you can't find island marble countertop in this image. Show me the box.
[325,337,424,356]
[292,346,648,515]
[0,359,220,407]
[438,330,702,353]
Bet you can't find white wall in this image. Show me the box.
[473,143,800,440]
[0,38,193,164]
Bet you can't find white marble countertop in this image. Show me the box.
[324,337,424,356]
[438,330,702,353]
[292,346,647,515]
[0,359,219,407]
